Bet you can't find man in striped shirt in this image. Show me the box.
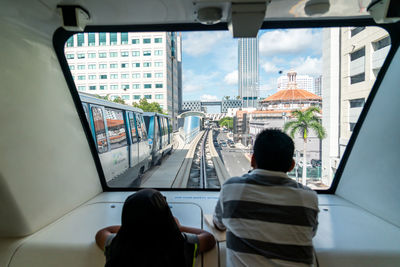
[213,129,319,266]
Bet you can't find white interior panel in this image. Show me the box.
[0,19,102,237]
[315,205,400,266]
[5,191,400,267]
[8,200,203,267]
[336,46,400,228]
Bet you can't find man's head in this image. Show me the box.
[251,129,295,172]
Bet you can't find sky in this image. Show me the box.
[181,28,323,103]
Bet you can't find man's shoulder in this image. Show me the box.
[222,173,318,201]
[223,175,250,186]
[293,181,319,195]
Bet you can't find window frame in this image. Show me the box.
[350,26,365,37]
[121,32,128,44]
[90,105,109,154]
[128,112,139,143]
[54,19,399,193]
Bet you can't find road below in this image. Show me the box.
[215,130,251,178]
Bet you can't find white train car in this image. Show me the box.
[80,93,152,184]
[143,112,173,165]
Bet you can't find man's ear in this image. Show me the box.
[251,154,257,169]
[288,159,295,172]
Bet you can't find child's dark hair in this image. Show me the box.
[253,129,294,172]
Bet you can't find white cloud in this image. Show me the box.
[259,78,278,97]
[262,62,279,73]
[223,70,238,85]
[184,83,203,92]
[201,94,219,101]
[259,29,322,56]
[183,32,228,57]
[290,56,322,76]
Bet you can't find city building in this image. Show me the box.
[222,99,242,113]
[177,33,183,113]
[182,100,203,112]
[247,110,322,161]
[182,99,242,113]
[277,73,315,94]
[64,32,181,128]
[233,110,248,144]
[238,38,259,108]
[314,75,322,96]
[321,26,390,185]
[260,71,322,110]
[246,71,322,160]
[232,108,256,145]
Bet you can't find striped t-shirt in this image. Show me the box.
[213,169,319,266]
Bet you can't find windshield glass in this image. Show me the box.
[64,26,390,190]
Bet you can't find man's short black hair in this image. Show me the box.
[253,129,294,172]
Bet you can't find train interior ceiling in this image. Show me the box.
[1,0,400,266]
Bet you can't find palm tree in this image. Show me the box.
[283,106,326,185]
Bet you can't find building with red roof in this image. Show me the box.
[260,71,322,111]
[241,71,323,165]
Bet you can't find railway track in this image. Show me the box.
[186,129,220,189]
[171,128,229,188]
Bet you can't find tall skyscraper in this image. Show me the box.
[238,38,259,108]
[314,75,322,96]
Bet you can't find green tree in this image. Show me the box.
[93,94,125,104]
[112,96,125,104]
[132,98,164,113]
[283,107,326,185]
[94,94,110,101]
[224,96,230,100]
[236,96,241,100]
[219,116,233,130]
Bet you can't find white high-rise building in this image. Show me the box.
[314,75,322,97]
[277,73,314,93]
[238,38,259,108]
[321,26,390,186]
[64,32,181,128]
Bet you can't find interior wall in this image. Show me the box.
[0,19,102,237]
[336,46,400,228]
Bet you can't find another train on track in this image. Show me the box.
[80,93,173,183]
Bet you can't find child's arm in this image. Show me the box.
[95,225,121,250]
[174,217,216,253]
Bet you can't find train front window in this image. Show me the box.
[91,107,108,153]
[63,26,391,190]
[104,108,127,150]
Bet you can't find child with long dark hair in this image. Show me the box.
[96,189,216,267]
